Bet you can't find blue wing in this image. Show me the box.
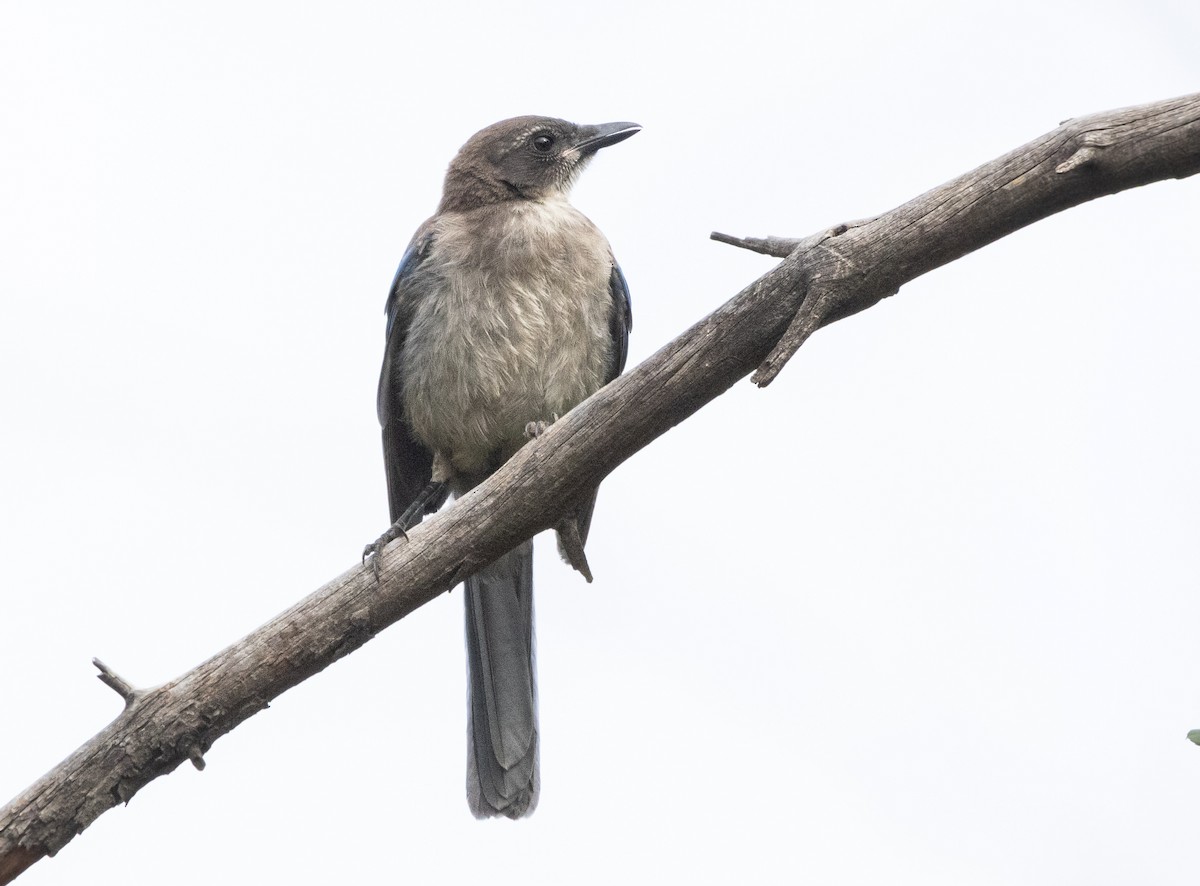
[377,226,436,523]
[384,234,431,342]
[571,259,633,547]
[607,261,633,382]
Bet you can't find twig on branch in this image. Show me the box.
[2,91,1199,884]
[92,659,141,707]
[708,231,801,257]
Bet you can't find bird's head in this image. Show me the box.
[439,116,640,212]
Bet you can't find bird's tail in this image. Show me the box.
[465,539,539,819]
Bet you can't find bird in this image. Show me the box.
[366,116,639,818]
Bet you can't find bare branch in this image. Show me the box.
[749,93,1200,385]
[2,91,1198,883]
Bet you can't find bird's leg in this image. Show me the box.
[362,480,450,579]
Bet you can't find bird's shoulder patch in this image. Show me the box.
[385,224,435,337]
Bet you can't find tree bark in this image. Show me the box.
[2,91,1198,884]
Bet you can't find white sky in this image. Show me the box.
[2,2,1199,884]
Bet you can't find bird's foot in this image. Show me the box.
[362,480,449,582]
[523,414,560,440]
[362,522,409,581]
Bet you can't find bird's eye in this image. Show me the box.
[532,134,555,152]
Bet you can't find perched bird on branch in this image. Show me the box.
[366,115,639,818]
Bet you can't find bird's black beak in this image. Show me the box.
[574,122,641,154]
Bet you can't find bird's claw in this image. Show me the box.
[362,524,409,580]
[362,480,449,583]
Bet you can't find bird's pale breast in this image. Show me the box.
[400,199,615,482]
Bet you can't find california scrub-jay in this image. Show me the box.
[367,116,639,818]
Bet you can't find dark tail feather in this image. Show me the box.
[573,488,599,547]
[556,487,599,569]
[465,540,538,819]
